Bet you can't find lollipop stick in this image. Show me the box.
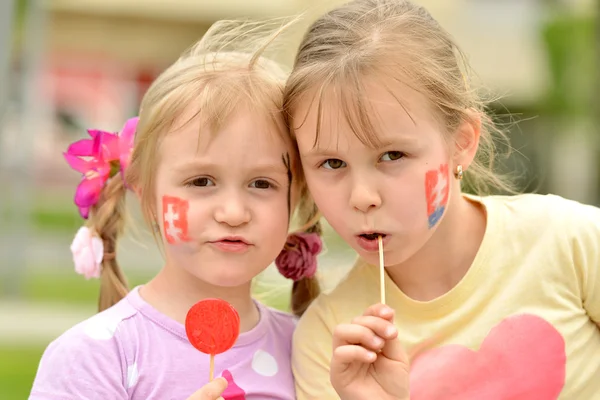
[209,354,215,381]
[378,235,386,305]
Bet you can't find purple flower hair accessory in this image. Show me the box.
[275,232,323,281]
[63,117,139,219]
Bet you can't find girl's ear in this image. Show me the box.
[452,109,481,171]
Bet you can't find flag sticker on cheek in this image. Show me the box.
[162,195,191,244]
[425,164,449,228]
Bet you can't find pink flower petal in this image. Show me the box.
[71,226,102,279]
[70,226,91,253]
[63,152,96,174]
[90,133,107,161]
[119,117,138,145]
[66,139,95,156]
[74,176,106,208]
[79,206,90,219]
[118,117,139,173]
[98,132,120,161]
[87,129,109,138]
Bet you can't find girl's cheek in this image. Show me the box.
[161,195,191,244]
[424,164,449,228]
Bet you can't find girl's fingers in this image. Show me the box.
[362,303,395,321]
[350,315,398,341]
[333,323,386,352]
[333,320,407,365]
[381,335,410,365]
[186,377,228,400]
[331,344,377,372]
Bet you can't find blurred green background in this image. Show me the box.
[1,0,598,398]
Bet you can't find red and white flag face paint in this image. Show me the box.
[425,164,449,228]
[162,195,191,244]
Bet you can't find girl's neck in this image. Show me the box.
[140,267,259,333]
[386,194,487,302]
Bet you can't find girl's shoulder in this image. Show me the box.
[46,293,139,352]
[475,192,600,225]
[473,193,600,247]
[255,301,298,336]
[30,295,142,398]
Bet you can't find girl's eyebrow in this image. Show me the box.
[249,164,289,176]
[303,149,342,158]
[376,137,419,149]
[173,160,289,176]
[304,137,418,157]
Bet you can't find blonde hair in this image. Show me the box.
[284,0,514,195]
[84,18,321,315]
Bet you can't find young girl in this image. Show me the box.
[284,0,600,398]
[29,19,324,400]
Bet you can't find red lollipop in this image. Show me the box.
[185,298,240,380]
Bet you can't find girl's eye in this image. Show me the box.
[321,159,346,170]
[189,177,214,187]
[251,179,272,189]
[380,151,405,162]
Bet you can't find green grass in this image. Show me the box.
[18,271,153,306]
[1,202,80,233]
[2,190,82,234]
[30,207,82,233]
[0,346,45,400]
[14,270,292,310]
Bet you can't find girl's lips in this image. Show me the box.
[355,234,390,252]
[209,240,251,253]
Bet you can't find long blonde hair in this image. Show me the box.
[83,18,321,315]
[284,0,514,195]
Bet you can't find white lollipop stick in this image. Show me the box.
[378,236,386,305]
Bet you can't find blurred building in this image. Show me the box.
[3,0,597,196]
[44,0,593,114]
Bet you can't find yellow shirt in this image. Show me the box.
[293,194,600,399]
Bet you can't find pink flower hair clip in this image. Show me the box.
[275,232,323,281]
[63,117,139,219]
[70,226,104,279]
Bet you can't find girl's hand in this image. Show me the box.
[330,304,410,400]
[186,377,228,400]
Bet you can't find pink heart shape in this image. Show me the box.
[410,314,566,399]
[221,369,246,400]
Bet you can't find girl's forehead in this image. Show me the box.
[293,77,440,148]
[169,110,286,151]
[156,104,297,171]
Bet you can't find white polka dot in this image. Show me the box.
[127,363,139,388]
[251,350,278,377]
[83,311,122,340]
